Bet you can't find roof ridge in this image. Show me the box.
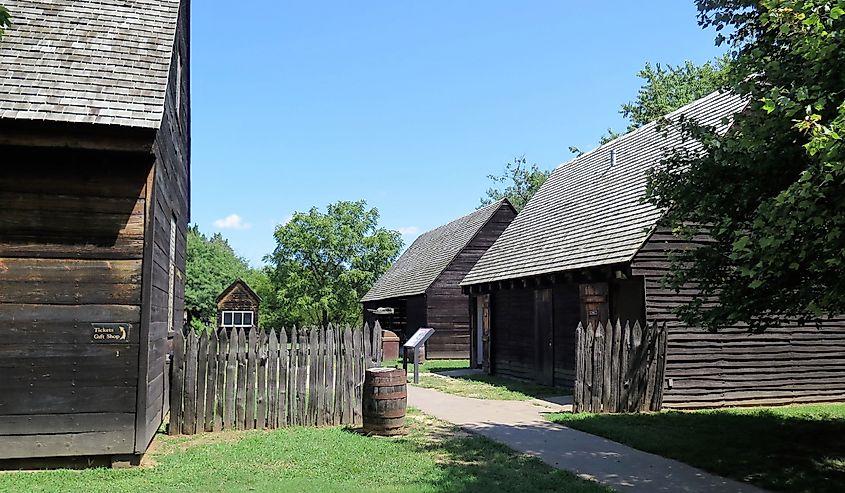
[554,89,730,171]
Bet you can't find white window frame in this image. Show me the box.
[167,216,177,333]
[221,310,255,328]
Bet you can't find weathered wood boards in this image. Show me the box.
[574,321,667,413]
[170,322,383,435]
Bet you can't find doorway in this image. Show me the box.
[535,288,554,386]
[475,295,491,372]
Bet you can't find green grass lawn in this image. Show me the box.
[415,373,564,401]
[548,403,845,493]
[0,409,608,493]
[382,358,471,373]
[380,358,564,400]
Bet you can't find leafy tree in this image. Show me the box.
[620,57,730,131]
[481,156,550,212]
[0,6,10,39]
[266,200,402,328]
[185,226,258,327]
[575,58,729,152]
[645,0,845,330]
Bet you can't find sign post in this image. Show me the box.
[402,328,435,384]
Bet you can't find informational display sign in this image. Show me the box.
[403,328,435,384]
[403,328,435,349]
[92,323,131,343]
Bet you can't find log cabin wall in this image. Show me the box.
[425,204,516,359]
[0,146,152,459]
[135,1,191,453]
[631,229,845,409]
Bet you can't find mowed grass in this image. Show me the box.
[382,359,564,401]
[548,403,845,493]
[415,374,563,401]
[382,358,471,373]
[0,409,608,493]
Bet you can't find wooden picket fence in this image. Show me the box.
[574,320,667,413]
[169,323,384,435]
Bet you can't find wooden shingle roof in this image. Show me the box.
[0,0,181,128]
[362,200,513,302]
[462,91,748,286]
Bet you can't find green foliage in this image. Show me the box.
[621,57,730,131]
[579,57,728,149]
[266,200,402,328]
[481,156,550,211]
[646,0,845,329]
[0,6,11,39]
[185,226,264,327]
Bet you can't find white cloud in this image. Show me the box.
[213,214,252,230]
[397,226,420,235]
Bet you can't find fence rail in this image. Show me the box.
[574,320,667,413]
[170,323,383,435]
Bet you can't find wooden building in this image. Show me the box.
[216,279,260,330]
[362,200,516,360]
[462,91,845,408]
[0,0,191,462]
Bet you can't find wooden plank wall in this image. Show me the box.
[170,324,383,434]
[574,321,667,413]
[632,229,845,408]
[426,203,516,359]
[135,0,191,454]
[490,288,537,381]
[216,282,260,327]
[0,148,151,459]
[363,298,410,342]
[552,284,580,387]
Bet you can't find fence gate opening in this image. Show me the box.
[169,323,383,435]
[574,321,667,413]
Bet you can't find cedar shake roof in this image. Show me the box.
[462,91,748,286]
[362,199,514,302]
[0,0,181,128]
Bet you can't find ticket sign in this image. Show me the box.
[92,323,131,343]
[404,328,435,349]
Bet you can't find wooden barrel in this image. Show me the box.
[362,367,407,436]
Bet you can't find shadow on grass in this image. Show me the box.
[369,422,609,493]
[550,405,845,493]
[448,374,566,399]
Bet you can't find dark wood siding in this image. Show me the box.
[0,148,151,459]
[490,288,536,381]
[553,284,580,387]
[216,282,260,327]
[426,204,516,359]
[632,229,845,409]
[135,1,190,453]
[363,295,426,345]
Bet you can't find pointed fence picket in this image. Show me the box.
[169,322,384,435]
[574,320,667,413]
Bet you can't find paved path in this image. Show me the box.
[408,386,766,493]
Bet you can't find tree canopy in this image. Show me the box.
[645,0,845,330]
[480,156,550,212]
[266,200,402,328]
[0,6,10,39]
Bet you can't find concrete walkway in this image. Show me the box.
[408,386,766,493]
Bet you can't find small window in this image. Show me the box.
[221,310,255,328]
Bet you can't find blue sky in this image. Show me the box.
[191,1,725,266]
